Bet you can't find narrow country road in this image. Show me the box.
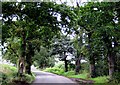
[31,67,78,85]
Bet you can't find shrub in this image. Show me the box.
[0,72,8,85]
[113,72,120,84]
[54,63,64,69]
[44,67,76,77]
[44,67,64,75]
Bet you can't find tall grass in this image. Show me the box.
[0,64,17,74]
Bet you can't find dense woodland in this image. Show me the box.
[1,1,120,83]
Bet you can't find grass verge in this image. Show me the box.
[90,76,109,83]
[44,67,109,84]
[0,64,35,85]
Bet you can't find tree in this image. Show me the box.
[89,2,120,79]
[75,2,98,78]
[73,28,85,74]
[3,37,21,65]
[2,2,76,74]
[33,46,55,69]
[51,35,75,72]
[75,2,120,78]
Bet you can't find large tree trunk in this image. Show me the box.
[116,54,120,72]
[25,55,32,75]
[89,54,96,78]
[25,52,32,74]
[108,52,115,79]
[25,43,34,75]
[114,39,120,72]
[75,55,81,74]
[25,61,32,75]
[18,57,25,76]
[62,52,68,72]
[18,31,26,76]
[88,32,96,78]
[107,37,116,79]
[64,58,68,72]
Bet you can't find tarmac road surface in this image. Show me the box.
[32,70,78,85]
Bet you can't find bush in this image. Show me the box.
[44,67,64,75]
[0,71,18,85]
[54,62,64,69]
[113,72,120,84]
[0,72,8,85]
[44,67,76,77]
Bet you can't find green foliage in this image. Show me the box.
[75,2,120,79]
[33,46,55,68]
[51,35,75,57]
[95,59,108,76]
[44,67,76,77]
[112,72,120,84]
[80,45,89,57]
[54,62,64,69]
[44,66,88,79]
[80,62,89,73]
[0,64,17,72]
[0,72,8,85]
[3,37,22,65]
[63,71,75,77]
[1,1,120,84]
[2,2,76,75]
[43,66,110,84]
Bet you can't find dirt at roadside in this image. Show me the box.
[8,80,30,85]
[70,78,94,84]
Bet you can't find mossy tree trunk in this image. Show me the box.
[18,31,26,76]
